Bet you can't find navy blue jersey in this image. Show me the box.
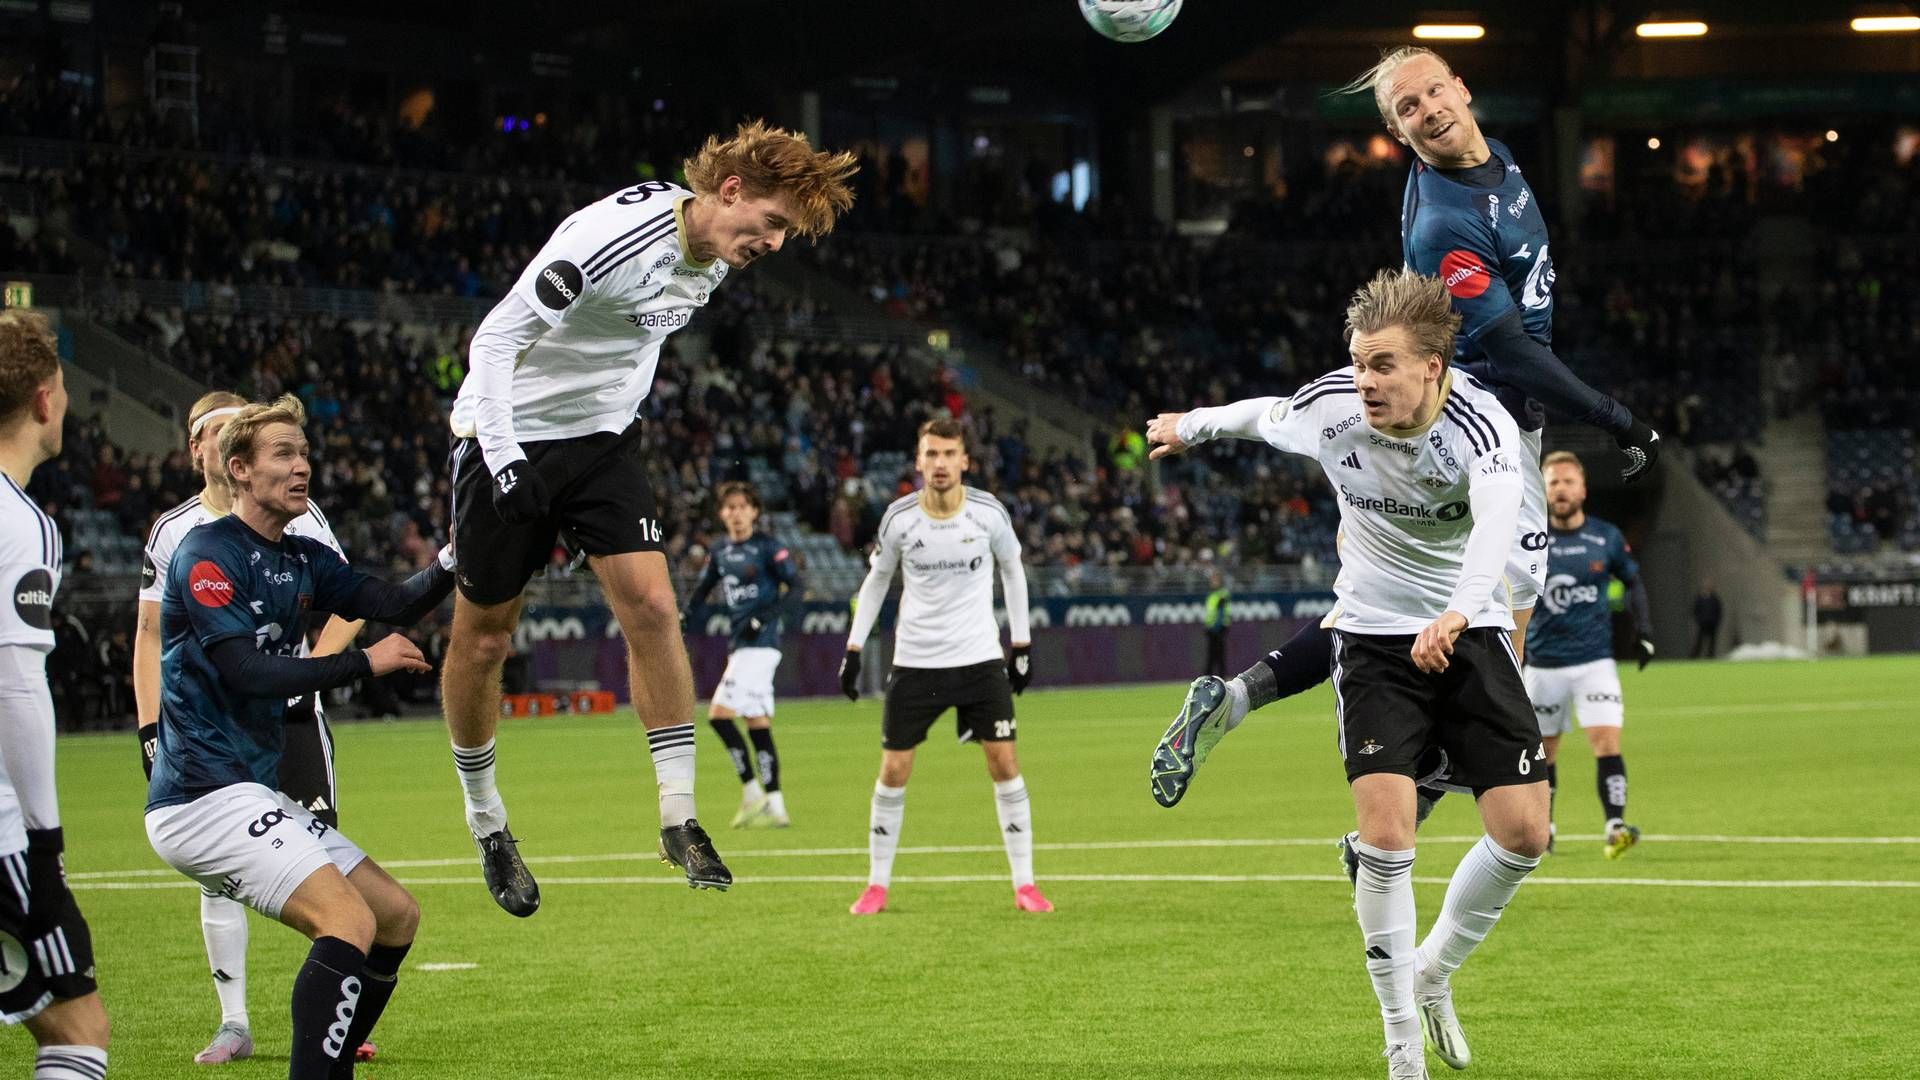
[1526,515,1639,669]
[689,531,800,651]
[148,516,365,809]
[1402,138,1555,424]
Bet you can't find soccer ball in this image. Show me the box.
[1078,0,1183,43]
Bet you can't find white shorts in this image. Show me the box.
[1506,427,1547,611]
[145,783,368,921]
[712,647,781,718]
[1523,658,1624,737]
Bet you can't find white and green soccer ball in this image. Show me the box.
[1078,0,1183,43]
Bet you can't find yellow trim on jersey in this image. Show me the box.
[673,196,715,268]
[1380,370,1453,440]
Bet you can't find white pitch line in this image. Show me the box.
[72,873,1920,891]
[414,962,478,971]
[67,832,1920,882]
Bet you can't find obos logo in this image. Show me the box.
[189,561,235,608]
[1435,501,1469,522]
[535,260,583,309]
[12,569,53,631]
[1439,249,1491,299]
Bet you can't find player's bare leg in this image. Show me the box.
[594,551,731,889]
[441,593,539,915]
[278,860,418,1079]
[23,992,110,1080]
[984,739,1049,912]
[852,749,916,914]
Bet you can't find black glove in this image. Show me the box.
[839,649,861,701]
[1007,644,1032,695]
[23,827,67,936]
[1634,636,1656,671]
[1616,421,1662,483]
[491,458,550,525]
[140,725,157,780]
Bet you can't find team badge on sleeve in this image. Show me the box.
[189,560,235,607]
[535,261,584,309]
[12,568,53,629]
[1439,249,1492,299]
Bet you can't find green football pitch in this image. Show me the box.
[35,656,1920,1078]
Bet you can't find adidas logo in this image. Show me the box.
[1004,824,1023,834]
[1365,945,1390,960]
[871,826,889,836]
[1339,452,1363,470]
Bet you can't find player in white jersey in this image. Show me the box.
[836,418,1049,916]
[1146,271,1550,1080]
[0,311,110,1079]
[132,390,369,1065]
[441,121,857,912]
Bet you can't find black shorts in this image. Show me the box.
[0,852,98,1022]
[449,419,663,605]
[882,661,1016,751]
[1331,627,1543,791]
[277,695,339,829]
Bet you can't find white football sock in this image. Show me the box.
[201,892,250,1028]
[741,779,766,804]
[1222,676,1252,731]
[766,790,787,818]
[993,776,1035,888]
[451,738,506,836]
[1352,839,1420,1048]
[33,1045,107,1080]
[647,723,697,827]
[869,782,906,887]
[1416,835,1539,989]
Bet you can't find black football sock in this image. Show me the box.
[1547,762,1559,825]
[1596,755,1627,822]
[329,941,412,1080]
[1414,785,1446,828]
[747,726,780,792]
[290,936,366,1080]
[1241,620,1335,710]
[709,719,754,784]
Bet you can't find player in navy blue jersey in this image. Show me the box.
[683,482,802,828]
[143,395,457,1080]
[1522,452,1653,859]
[1155,45,1665,802]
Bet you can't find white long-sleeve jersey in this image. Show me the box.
[0,473,63,852]
[847,488,1031,669]
[451,181,730,474]
[1177,367,1524,635]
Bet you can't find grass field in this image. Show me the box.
[33,656,1920,1078]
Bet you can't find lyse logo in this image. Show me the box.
[496,467,520,495]
[190,561,235,608]
[637,517,663,543]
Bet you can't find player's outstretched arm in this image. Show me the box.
[1474,313,1660,481]
[323,546,458,627]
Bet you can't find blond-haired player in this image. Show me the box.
[443,121,857,911]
